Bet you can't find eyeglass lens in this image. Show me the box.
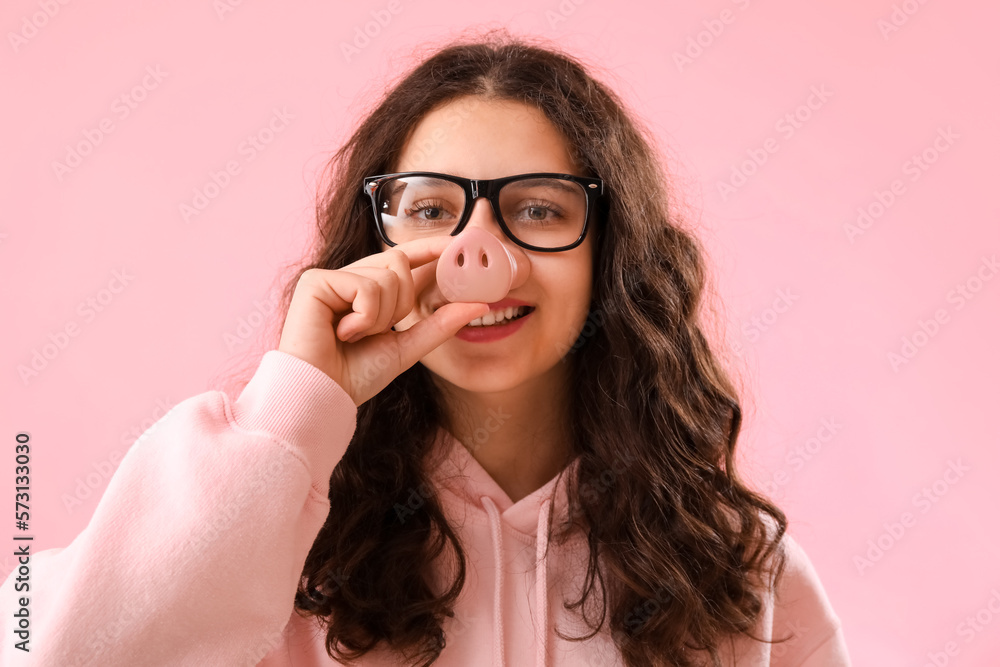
[376,176,587,248]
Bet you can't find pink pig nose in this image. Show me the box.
[435,227,530,304]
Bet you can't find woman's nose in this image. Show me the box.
[435,208,530,304]
[462,197,505,238]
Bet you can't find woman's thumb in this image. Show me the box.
[393,302,490,369]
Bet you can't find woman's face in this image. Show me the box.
[386,95,596,395]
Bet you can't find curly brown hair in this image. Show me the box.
[219,26,791,667]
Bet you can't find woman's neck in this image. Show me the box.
[435,366,575,504]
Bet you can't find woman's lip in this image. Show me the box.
[455,307,532,342]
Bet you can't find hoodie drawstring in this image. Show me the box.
[480,496,506,667]
[480,495,552,667]
[535,497,552,667]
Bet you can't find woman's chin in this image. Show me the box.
[423,360,525,395]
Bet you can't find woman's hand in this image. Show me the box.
[277,236,489,406]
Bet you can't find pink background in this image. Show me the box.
[3,1,998,664]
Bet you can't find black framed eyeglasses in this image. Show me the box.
[361,171,604,252]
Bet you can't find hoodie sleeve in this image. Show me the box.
[770,534,852,666]
[0,350,357,667]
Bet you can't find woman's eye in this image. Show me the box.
[416,206,442,219]
[399,199,459,230]
[406,200,453,221]
[514,202,562,224]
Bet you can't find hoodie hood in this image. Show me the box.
[424,427,582,667]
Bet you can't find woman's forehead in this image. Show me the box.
[394,96,584,177]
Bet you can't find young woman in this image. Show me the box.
[1,32,851,667]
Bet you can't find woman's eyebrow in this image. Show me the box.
[506,178,578,193]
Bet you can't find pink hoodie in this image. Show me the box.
[1,350,851,666]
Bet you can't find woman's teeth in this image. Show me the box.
[467,305,530,327]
